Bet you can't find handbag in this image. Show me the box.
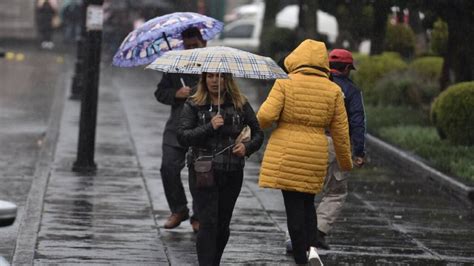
[193,142,237,188]
[194,156,215,188]
[235,125,251,144]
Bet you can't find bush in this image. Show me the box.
[431,82,474,145]
[259,27,297,60]
[384,23,416,58]
[373,71,440,108]
[430,18,448,56]
[353,52,408,105]
[408,56,443,81]
[365,105,429,134]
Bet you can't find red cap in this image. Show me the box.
[329,49,355,69]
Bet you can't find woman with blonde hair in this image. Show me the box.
[257,39,353,265]
[177,72,263,265]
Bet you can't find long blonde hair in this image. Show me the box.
[190,73,247,110]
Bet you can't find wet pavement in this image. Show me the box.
[1,46,473,265]
[0,45,68,262]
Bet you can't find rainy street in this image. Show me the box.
[0,42,473,264]
[0,43,70,263]
[1,0,474,265]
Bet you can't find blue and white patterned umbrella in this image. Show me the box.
[112,12,223,67]
[146,46,289,80]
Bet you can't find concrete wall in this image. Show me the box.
[0,0,37,39]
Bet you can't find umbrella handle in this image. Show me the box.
[162,32,172,50]
[218,71,221,114]
[180,77,186,87]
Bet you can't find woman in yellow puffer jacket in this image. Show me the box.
[257,39,352,264]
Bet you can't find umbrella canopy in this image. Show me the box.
[113,12,223,67]
[146,46,289,80]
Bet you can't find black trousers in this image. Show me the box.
[160,144,197,219]
[282,190,318,264]
[192,168,243,266]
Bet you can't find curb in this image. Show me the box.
[11,72,68,265]
[366,134,474,206]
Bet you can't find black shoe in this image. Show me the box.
[315,230,330,250]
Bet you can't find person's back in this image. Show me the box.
[258,40,352,194]
[257,39,352,265]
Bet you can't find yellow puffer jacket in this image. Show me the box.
[257,40,352,194]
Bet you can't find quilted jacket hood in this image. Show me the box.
[284,39,330,78]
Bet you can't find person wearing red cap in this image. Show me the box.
[316,48,366,249]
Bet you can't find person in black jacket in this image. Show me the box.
[154,27,206,232]
[177,72,263,265]
[36,0,57,49]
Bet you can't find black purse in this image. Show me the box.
[193,143,236,188]
[194,156,214,188]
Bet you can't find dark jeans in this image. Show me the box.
[282,190,318,264]
[192,168,243,266]
[161,144,197,219]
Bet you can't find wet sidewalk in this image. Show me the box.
[12,66,474,265]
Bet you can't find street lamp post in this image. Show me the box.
[69,1,87,100]
[72,0,104,173]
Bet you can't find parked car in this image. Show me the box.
[209,3,338,53]
[0,200,16,227]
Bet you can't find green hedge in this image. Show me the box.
[431,18,448,56]
[365,105,429,133]
[353,52,408,105]
[372,71,439,108]
[408,56,443,81]
[431,82,474,146]
[384,23,416,58]
[259,26,297,60]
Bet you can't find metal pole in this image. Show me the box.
[70,0,87,100]
[72,0,104,173]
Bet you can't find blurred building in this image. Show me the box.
[0,0,37,39]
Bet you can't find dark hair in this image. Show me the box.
[329,61,351,72]
[181,27,203,40]
[277,52,290,74]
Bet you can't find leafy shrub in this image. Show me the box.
[373,71,440,108]
[384,23,416,58]
[259,27,297,60]
[365,105,429,134]
[408,56,443,81]
[430,18,448,56]
[431,82,474,145]
[353,52,408,105]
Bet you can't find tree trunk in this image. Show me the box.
[260,0,280,55]
[370,0,390,55]
[305,0,318,39]
[258,0,280,103]
[296,0,306,42]
[440,2,474,89]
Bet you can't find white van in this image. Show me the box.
[209,3,338,53]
